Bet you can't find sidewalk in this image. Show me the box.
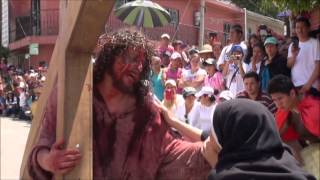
[1,117,31,179]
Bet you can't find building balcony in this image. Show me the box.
[9,9,59,50]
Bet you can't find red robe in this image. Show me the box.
[28,88,211,179]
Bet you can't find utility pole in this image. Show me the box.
[199,0,205,49]
[244,8,247,42]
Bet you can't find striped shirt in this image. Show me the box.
[236,91,277,114]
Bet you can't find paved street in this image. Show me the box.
[1,117,31,179]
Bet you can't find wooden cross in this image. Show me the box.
[20,1,116,179]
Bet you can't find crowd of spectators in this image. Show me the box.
[0,59,47,120]
[151,16,319,177]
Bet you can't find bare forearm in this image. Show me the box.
[287,57,296,68]
[164,112,203,141]
[171,119,203,141]
[222,63,229,77]
[238,63,245,78]
[190,78,205,88]
[306,62,320,86]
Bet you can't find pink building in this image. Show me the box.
[108,0,244,46]
[8,0,59,69]
[7,0,245,69]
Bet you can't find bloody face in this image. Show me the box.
[111,47,145,94]
[164,84,176,100]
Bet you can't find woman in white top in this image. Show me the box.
[243,44,266,74]
[189,86,216,131]
[175,87,198,123]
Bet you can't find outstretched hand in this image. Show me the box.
[40,139,81,175]
[153,98,177,126]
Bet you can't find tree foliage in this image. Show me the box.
[230,0,320,18]
[0,45,10,59]
[273,0,320,14]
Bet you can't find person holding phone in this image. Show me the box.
[222,45,246,97]
[287,16,320,97]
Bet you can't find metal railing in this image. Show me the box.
[9,9,59,43]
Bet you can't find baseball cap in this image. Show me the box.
[203,58,216,66]
[188,48,199,56]
[218,90,234,101]
[163,50,172,57]
[230,45,243,54]
[264,37,278,46]
[195,86,214,97]
[182,87,197,97]
[161,33,170,40]
[165,79,177,87]
[170,52,182,60]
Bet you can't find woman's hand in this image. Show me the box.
[201,135,221,167]
[37,139,81,175]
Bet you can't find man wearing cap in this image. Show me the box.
[173,40,189,68]
[158,33,174,67]
[287,16,320,96]
[179,53,207,92]
[259,36,291,92]
[217,24,248,71]
[158,33,174,54]
[163,52,183,94]
[175,87,198,124]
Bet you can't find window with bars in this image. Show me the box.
[223,23,231,44]
[165,7,179,27]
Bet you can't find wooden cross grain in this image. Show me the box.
[20,0,116,179]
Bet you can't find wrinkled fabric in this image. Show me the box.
[208,99,316,180]
[275,95,320,142]
[28,87,211,180]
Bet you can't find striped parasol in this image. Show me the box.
[114,0,171,28]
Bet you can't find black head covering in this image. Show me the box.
[208,99,315,180]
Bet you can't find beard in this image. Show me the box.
[110,69,140,95]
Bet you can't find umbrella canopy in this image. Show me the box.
[115,0,171,28]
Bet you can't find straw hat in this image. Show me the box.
[199,44,213,54]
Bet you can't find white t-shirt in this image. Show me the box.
[288,38,320,88]
[181,68,207,91]
[189,103,216,131]
[217,42,248,70]
[167,94,185,116]
[19,92,27,107]
[225,63,245,97]
[243,61,262,74]
[175,101,199,123]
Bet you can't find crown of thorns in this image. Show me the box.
[96,30,153,54]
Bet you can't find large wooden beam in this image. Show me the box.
[20,0,116,179]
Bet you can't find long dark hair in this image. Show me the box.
[93,29,157,168]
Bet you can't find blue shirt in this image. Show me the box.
[151,69,164,101]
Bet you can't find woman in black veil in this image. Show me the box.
[208,99,315,180]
